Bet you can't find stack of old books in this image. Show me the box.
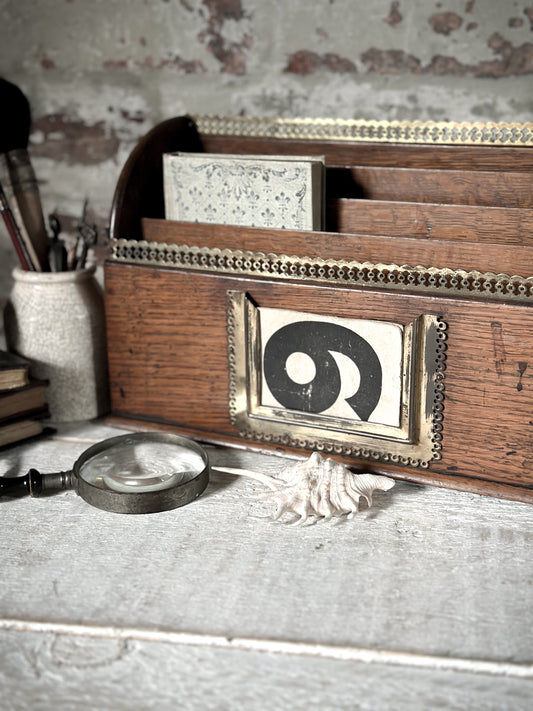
[0,350,48,447]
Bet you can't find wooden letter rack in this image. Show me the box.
[105,115,533,503]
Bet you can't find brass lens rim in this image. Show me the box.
[73,432,209,514]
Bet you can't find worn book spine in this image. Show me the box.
[0,378,48,421]
[0,418,44,448]
[0,350,30,391]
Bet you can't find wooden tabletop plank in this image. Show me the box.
[0,626,531,710]
[1,425,531,667]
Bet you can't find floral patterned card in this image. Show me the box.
[163,152,325,230]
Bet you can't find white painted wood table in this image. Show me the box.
[0,421,531,710]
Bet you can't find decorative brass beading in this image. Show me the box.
[109,240,533,304]
[194,115,533,147]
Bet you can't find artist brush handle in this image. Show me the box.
[7,148,50,271]
[0,182,36,270]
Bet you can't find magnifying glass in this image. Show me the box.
[0,432,209,514]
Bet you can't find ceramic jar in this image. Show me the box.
[4,266,109,422]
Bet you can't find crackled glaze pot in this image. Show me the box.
[4,266,109,422]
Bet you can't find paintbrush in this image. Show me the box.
[0,182,35,270]
[0,77,50,271]
[0,153,41,269]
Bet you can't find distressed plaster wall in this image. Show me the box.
[0,0,532,293]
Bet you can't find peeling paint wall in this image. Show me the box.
[0,0,532,292]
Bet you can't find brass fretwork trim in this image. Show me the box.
[194,114,533,147]
[109,239,533,304]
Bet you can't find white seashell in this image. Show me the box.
[212,451,395,525]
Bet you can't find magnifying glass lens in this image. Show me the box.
[1,432,209,514]
[79,439,206,494]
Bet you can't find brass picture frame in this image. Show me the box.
[227,290,447,469]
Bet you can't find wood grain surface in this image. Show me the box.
[142,217,533,276]
[331,199,533,245]
[105,262,533,500]
[201,134,533,172]
[327,166,533,208]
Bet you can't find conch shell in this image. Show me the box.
[213,451,395,525]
